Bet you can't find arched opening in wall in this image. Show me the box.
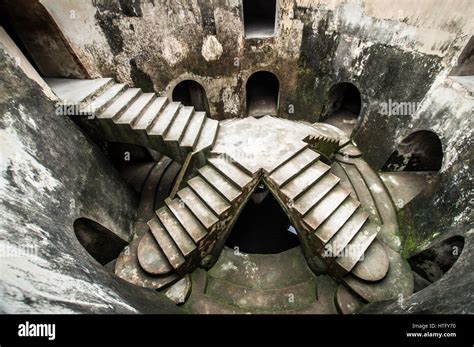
[382,130,443,172]
[107,142,155,170]
[323,82,361,136]
[172,80,210,115]
[246,71,279,117]
[73,218,127,266]
[106,142,157,192]
[243,0,277,38]
[0,0,87,78]
[225,182,300,254]
[106,142,181,209]
[408,235,464,292]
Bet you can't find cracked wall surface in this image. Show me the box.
[0,45,180,313]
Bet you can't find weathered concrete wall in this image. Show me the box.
[0,43,180,313]
[394,71,473,253]
[359,230,474,314]
[38,0,471,129]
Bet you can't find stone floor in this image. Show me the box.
[324,110,358,136]
[183,246,342,314]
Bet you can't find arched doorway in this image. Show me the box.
[323,82,361,135]
[225,182,299,254]
[409,235,464,288]
[246,71,279,117]
[0,0,87,78]
[73,218,127,266]
[172,80,210,115]
[382,130,443,172]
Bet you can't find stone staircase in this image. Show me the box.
[46,78,218,164]
[45,80,411,305]
[331,146,400,251]
[116,154,260,288]
[264,145,388,281]
[112,115,401,297]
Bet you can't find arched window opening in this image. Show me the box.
[172,80,210,115]
[73,218,127,266]
[382,130,443,172]
[409,235,464,291]
[107,142,154,171]
[225,182,299,254]
[323,82,361,135]
[246,71,279,117]
[0,0,87,77]
[243,0,277,38]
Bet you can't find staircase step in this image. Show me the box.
[351,239,389,282]
[148,102,181,136]
[177,187,219,230]
[147,217,185,270]
[115,93,156,124]
[82,83,126,115]
[165,106,194,142]
[116,236,179,289]
[132,97,168,130]
[281,160,330,201]
[270,148,320,187]
[208,157,253,189]
[98,88,142,119]
[187,176,231,217]
[294,174,340,215]
[153,161,181,211]
[47,77,113,104]
[314,199,360,244]
[335,223,378,273]
[198,165,241,203]
[340,163,380,222]
[166,198,208,243]
[180,111,206,149]
[156,207,197,257]
[351,158,398,228]
[335,285,362,314]
[330,162,357,200]
[194,118,219,152]
[325,209,369,258]
[303,185,351,231]
[137,157,172,220]
[137,232,174,275]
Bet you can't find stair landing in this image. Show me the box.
[211,116,347,173]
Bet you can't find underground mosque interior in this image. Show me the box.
[0,0,473,314]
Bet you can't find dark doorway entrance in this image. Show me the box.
[73,218,127,265]
[243,0,277,38]
[246,71,279,117]
[0,0,87,78]
[172,80,210,115]
[323,82,361,135]
[382,130,443,172]
[225,183,299,254]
